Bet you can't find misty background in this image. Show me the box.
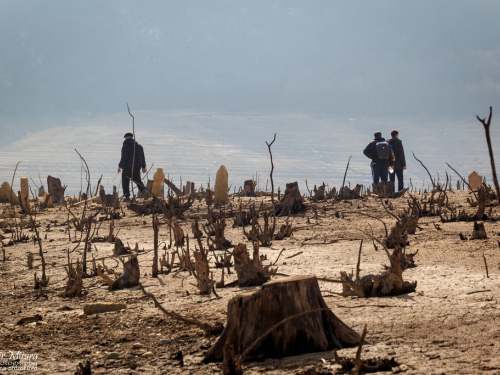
[1,1,500,194]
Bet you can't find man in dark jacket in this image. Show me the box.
[363,131,394,186]
[387,129,407,192]
[118,133,147,202]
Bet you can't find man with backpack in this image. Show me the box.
[387,129,407,192]
[363,131,394,186]
[118,132,147,202]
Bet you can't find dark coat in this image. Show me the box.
[119,138,146,170]
[363,137,394,168]
[388,137,406,170]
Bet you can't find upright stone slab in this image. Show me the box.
[1,181,19,205]
[468,171,482,190]
[214,165,229,204]
[152,168,165,198]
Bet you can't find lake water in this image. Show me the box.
[0,110,497,196]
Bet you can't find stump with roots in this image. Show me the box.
[340,247,416,298]
[113,237,131,257]
[47,176,67,205]
[98,255,140,290]
[203,275,361,363]
[233,242,273,287]
[385,220,409,249]
[338,184,363,200]
[471,221,487,240]
[275,182,306,216]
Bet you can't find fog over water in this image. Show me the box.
[1,1,500,194]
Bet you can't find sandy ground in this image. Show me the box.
[1,188,500,374]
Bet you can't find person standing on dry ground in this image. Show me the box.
[118,132,147,202]
[387,129,407,192]
[363,131,394,186]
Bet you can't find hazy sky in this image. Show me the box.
[1,0,500,125]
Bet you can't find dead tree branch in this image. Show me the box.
[266,133,277,236]
[140,284,223,334]
[477,106,500,204]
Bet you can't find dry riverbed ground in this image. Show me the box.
[1,189,500,374]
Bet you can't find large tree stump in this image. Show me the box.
[47,176,66,204]
[275,182,305,216]
[203,275,361,363]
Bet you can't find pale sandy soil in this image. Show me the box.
[1,189,500,374]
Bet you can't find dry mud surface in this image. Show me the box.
[1,189,500,374]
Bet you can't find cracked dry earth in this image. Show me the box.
[1,189,500,375]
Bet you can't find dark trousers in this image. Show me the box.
[122,168,145,197]
[371,163,388,185]
[390,168,404,192]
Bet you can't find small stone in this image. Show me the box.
[107,352,120,359]
[158,339,170,345]
[142,352,154,357]
[132,343,144,349]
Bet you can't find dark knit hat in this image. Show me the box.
[124,132,133,138]
[374,131,382,138]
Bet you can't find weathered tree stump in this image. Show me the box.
[233,208,252,228]
[47,176,66,205]
[275,182,305,216]
[173,222,185,246]
[313,184,325,201]
[60,260,83,297]
[401,213,419,235]
[113,237,131,257]
[471,221,487,240]
[243,211,274,247]
[473,185,487,220]
[274,221,293,240]
[340,247,416,297]
[233,242,272,287]
[193,245,213,294]
[243,180,256,197]
[385,221,409,249]
[20,177,30,213]
[339,184,363,200]
[99,186,120,210]
[99,255,140,290]
[203,275,360,363]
